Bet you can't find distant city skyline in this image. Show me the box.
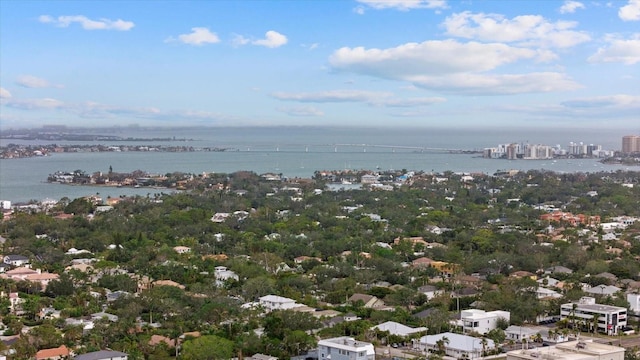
[0,0,639,129]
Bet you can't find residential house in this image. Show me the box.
[0,267,59,289]
[505,326,569,343]
[210,212,230,223]
[64,318,95,332]
[536,287,563,299]
[25,272,60,290]
[560,297,627,335]
[459,309,510,335]
[370,321,427,337]
[544,265,573,275]
[585,285,621,297]
[173,246,191,254]
[91,312,119,322]
[74,350,128,360]
[3,255,29,267]
[214,266,239,286]
[39,307,62,320]
[257,295,303,312]
[505,325,540,342]
[510,270,536,280]
[65,248,91,256]
[148,334,175,348]
[248,354,278,360]
[596,271,619,281]
[393,236,427,249]
[35,345,70,360]
[152,279,185,290]
[294,256,322,264]
[456,275,485,289]
[348,294,386,309]
[418,285,444,300]
[418,332,495,359]
[537,276,561,288]
[106,290,131,302]
[412,257,434,268]
[360,174,378,184]
[628,293,640,314]
[318,336,375,360]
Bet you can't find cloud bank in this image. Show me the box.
[168,27,220,45]
[38,15,134,31]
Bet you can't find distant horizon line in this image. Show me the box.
[1,124,637,134]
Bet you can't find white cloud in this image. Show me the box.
[588,34,640,64]
[6,98,65,110]
[171,27,220,46]
[277,106,325,116]
[272,90,446,107]
[408,72,581,95]
[2,96,237,124]
[443,12,590,48]
[38,14,134,31]
[252,31,288,48]
[16,75,63,89]
[329,40,580,95]
[619,0,640,21]
[561,94,640,108]
[497,94,640,120]
[302,43,319,50]
[559,1,585,14]
[272,90,392,103]
[0,87,11,99]
[232,34,250,47]
[356,0,447,11]
[375,97,446,107]
[330,40,537,76]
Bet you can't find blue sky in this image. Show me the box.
[0,0,638,129]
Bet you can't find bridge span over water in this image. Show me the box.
[241,143,477,154]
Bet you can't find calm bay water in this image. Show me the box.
[0,126,633,203]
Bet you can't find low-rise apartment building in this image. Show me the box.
[318,337,375,360]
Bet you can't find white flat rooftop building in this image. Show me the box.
[419,332,495,359]
[506,339,624,360]
[560,297,627,335]
[460,309,510,335]
[318,336,375,360]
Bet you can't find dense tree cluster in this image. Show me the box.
[0,169,639,358]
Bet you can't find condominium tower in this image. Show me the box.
[622,135,640,154]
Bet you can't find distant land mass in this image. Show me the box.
[0,126,192,142]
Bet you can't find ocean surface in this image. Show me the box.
[0,126,634,203]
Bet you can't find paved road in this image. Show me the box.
[592,334,640,350]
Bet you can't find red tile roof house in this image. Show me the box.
[35,345,70,360]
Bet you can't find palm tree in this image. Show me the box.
[481,337,488,356]
[570,303,578,330]
[435,336,449,355]
[591,314,599,335]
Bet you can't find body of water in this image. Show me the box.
[0,126,633,203]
